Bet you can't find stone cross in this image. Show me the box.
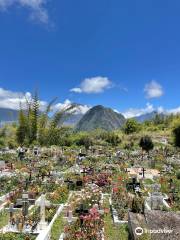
[141,167,146,178]
[21,192,34,220]
[5,203,16,224]
[35,194,50,230]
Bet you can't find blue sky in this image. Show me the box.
[0,0,180,117]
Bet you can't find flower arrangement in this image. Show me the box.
[47,185,69,204]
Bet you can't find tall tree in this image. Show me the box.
[16,108,27,145]
[30,91,39,144]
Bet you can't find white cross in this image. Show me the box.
[35,194,50,230]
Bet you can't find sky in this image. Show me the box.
[0,0,180,118]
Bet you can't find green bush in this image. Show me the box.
[176,171,180,180]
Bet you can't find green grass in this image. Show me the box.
[0,210,9,229]
[143,178,154,185]
[0,233,36,240]
[51,214,65,240]
[103,196,129,240]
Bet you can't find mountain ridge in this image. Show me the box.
[75,105,126,131]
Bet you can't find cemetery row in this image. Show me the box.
[0,146,180,239]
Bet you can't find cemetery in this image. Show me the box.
[0,97,180,240]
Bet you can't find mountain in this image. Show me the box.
[134,111,165,123]
[0,108,19,122]
[75,105,126,131]
[61,103,90,126]
[63,113,84,126]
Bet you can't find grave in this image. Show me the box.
[126,177,140,192]
[64,205,77,224]
[35,194,51,230]
[0,160,5,171]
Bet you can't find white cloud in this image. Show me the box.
[0,0,49,24]
[123,103,180,119]
[166,106,180,115]
[0,87,91,115]
[144,80,164,99]
[70,88,82,93]
[0,87,49,111]
[70,76,112,94]
[53,99,90,115]
[123,103,155,118]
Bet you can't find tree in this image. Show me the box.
[139,135,154,160]
[16,92,76,146]
[124,119,140,134]
[30,91,39,144]
[173,125,180,148]
[16,109,27,145]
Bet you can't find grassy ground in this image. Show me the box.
[50,214,65,240]
[103,195,129,240]
[0,210,9,229]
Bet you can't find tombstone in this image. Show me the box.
[164,164,172,173]
[81,167,88,177]
[126,177,140,192]
[169,178,173,189]
[75,204,89,226]
[150,193,164,210]
[18,147,25,160]
[0,160,5,170]
[64,178,74,190]
[65,206,76,224]
[72,164,81,175]
[67,209,73,223]
[169,187,179,202]
[14,192,35,221]
[141,168,146,178]
[35,194,50,230]
[75,204,89,216]
[6,203,16,226]
[152,183,161,193]
[135,186,141,194]
[34,147,39,156]
[76,180,83,187]
[22,192,31,221]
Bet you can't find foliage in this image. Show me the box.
[76,134,93,150]
[47,185,69,204]
[173,124,180,147]
[176,171,180,180]
[0,233,36,240]
[124,119,141,134]
[15,92,75,146]
[139,135,154,153]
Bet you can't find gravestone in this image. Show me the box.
[150,192,164,210]
[0,160,5,170]
[35,194,50,230]
[126,177,140,192]
[65,206,76,224]
[152,183,161,193]
[64,178,74,190]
